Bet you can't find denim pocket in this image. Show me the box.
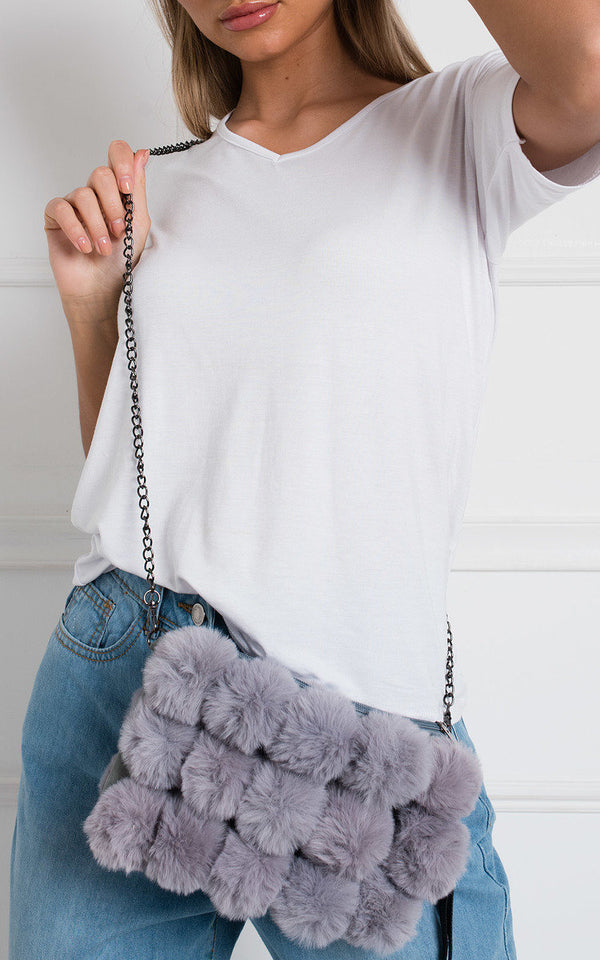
[56,576,144,662]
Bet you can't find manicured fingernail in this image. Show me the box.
[111,218,125,234]
[77,236,91,251]
[119,177,132,193]
[95,236,111,254]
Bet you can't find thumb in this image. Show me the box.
[131,148,150,222]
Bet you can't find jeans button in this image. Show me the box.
[191,602,205,626]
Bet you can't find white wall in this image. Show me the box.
[2,2,599,958]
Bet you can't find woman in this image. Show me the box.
[11,1,600,958]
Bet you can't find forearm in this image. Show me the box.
[64,302,119,458]
[466,0,600,104]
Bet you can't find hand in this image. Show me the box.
[44,140,151,321]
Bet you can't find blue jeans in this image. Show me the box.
[9,568,518,960]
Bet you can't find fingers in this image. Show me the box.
[43,140,150,257]
[62,185,115,256]
[130,148,150,222]
[43,196,94,254]
[107,138,137,195]
[86,165,127,240]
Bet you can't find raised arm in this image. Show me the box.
[466,0,600,171]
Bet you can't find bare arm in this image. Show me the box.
[44,141,150,458]
[465,0,600,96]
[64,299,119,458]
[466,0,600,172]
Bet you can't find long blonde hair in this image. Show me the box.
[146,0,434,141]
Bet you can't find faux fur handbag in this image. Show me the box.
[84,624,482,956]
[82,140,483,957]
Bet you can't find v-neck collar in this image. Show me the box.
[214,84,407,162]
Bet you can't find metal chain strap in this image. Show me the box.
[121,138,203,644]
[442,617,455,734]
[119,135,454,730]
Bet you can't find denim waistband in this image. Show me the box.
[98,566,451,737]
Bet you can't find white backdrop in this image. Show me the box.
[2,2,600,958]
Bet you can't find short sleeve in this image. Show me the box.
[463,48,600,263]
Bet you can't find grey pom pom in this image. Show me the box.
[236,759,328,856]
[267,685,360,783]
[145,793,227,896]
[180,728,257,820]
[200,655,298,754]
[385,803,470,902]
[300,782,394,881]
[83,777,165,875]
[268,856,360,948]
[206,827,291,920]
[413,735,484,820]
[142,625,239,725]
[339,712,436,807]
[118,688,197,790]
[345,868,423,955]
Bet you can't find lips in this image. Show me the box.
[220,2,276,21]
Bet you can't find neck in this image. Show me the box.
[230,7,373,125]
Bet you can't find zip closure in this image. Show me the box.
[236,649,450,734]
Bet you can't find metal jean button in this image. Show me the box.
[191,602,205,626]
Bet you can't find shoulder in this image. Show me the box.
[143,136,210,206]
[400,51,508,102]
[378,55,489,130]
[145,137,207,174]
[380,55,488,120]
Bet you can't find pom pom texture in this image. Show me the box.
[83,625,483,956]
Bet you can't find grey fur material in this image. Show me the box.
[142,625,240,725]
[145,793,228,896]
[83,623,484,956]
[205,826,291,920]
[345,867,424,952]
[338,710,436,807]
[299,782,394,881]
[200,655,299,754]
[235,759,329,856]
[384,802,471,902]
[83,777,166,875]
[180,727,258,821]
[268,856,361,947]
[118,687,198,790]
[267,684,361,783]
[414,734,483,820]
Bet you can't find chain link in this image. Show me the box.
[441,616,455,734]
[120,134,455,726]
[121,138,203,644]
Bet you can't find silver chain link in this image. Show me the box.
[120,136,454,729]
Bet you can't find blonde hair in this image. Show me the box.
[146,0,434,141]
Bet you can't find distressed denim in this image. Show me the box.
[9,567,517,959]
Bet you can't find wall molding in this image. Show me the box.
[1,775,598,813]
[0,517,89,569]
[493,255,600,285]
[1,256,600,288]
[1,517,599,571]
[485,779,600,814]
[451,519,600,570]
[0,258,55,287]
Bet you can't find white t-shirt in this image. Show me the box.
[70,49,600,722]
